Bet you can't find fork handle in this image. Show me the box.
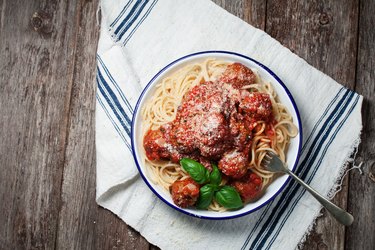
[285,169,354,226]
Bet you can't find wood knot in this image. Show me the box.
[317,241,328,250]
[30,11,53,36]
[318,12,331,26]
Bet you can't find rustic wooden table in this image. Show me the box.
[1,0,374,249]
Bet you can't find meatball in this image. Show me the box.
[218,150,248,179]
[143,128,170,161]
[173,81,231,158]
[231,172,263,202]
[219,63,256,89]
[229,111,252,151]
[239,92,272,121]
[170,178,200,208]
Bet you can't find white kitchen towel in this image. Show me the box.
[95,0,363,249]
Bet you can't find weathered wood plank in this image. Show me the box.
[0,0,80,248]
[265,0,359,249]
[54,0,97,248]
[212,0,266,29]
[346,0,375,249]
[54,0,150,249]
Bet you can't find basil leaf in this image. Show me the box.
[196,184,215,209]
[180,158,209,184]
[215,186,243,210]
[209,163,222,186]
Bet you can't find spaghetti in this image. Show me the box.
[141,59,298,211]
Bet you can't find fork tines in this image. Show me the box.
[262,152,272,165]
[264,152,272,160]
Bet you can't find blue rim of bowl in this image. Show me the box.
[131,50,303,220]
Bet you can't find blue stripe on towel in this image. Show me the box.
[98,67,131,131]
[96,94,132,151]
[123,0,158,46]
[97,55,134,114]
[110,0,135,28]
[114,0,142,36]
[110,0,157,44]
[97,68,132,139]
[117,0,149,39]
[246,90,355,249]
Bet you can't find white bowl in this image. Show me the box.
[131,51,302,219]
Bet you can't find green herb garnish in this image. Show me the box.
[179,158,243,210]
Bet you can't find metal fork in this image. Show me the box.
[262,152,354,226]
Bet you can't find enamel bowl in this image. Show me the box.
[131,51,302,219]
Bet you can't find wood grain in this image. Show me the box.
[212,0,266,29]
[0,0,80,248]
[346,0,375,249]
[265,1,358,249]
